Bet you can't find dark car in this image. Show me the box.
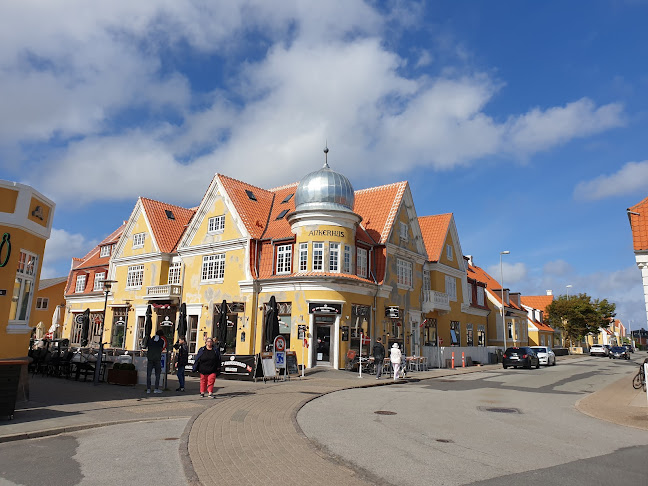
[622,344,635,354]
[609,346,630,360]
[503,347,540,369]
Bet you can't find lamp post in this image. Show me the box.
[566,284,573,300]
[94,280,117,385]
[500,251,510,350]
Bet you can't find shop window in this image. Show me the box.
[75,274,86,293]
[445,276,457,301]
[71,317,83,346]
[157,311,176,344]
[126,264,144,288]
[215,304,238,354]
[350,304,371,353]
[450,321,460,346]
[357,247,367,278]
[168,261,181,285]
[201,254,225,281]
[136,316,146,349]
[208,215,225,233]
[329,243,339,272]
[93,272,105,291]
[466,324,474,346]
[89,312,103,345]
[313,242,324,271]
[276,244,292,274]
[477,325,485,346]
[132,232,146,249]
[110,308,128,348]
[423,318,437,346]
[397,258,412,287]
[188,315,199,353]
[299,243,308,271]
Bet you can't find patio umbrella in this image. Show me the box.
[177,303,187,341]
[35,322,43,340]
[264,296,280,347]
[48,305,62,338]
[144,304,153,345]
[217,300,228,349]
[80,308,90,347]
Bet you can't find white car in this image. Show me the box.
[530,346,556,366]
[589,344,608,356]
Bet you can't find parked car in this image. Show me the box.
[590,344,608,356]
[530,346,556,366]
[502,347,540,369]
[608,346,630,360]
[622,344,635,354]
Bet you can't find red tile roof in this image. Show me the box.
[218,175,275,239]
[530,319,554,332]
[628,196,648,251]
[418,214,452,262]
[140,198,195,253]
[354,182,407,244]
[468,264,523,310]
[73,223,126,270]
[521,295,554,313]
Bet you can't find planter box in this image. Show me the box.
[107,368,137,386]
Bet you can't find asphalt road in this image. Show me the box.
[298,356,648,486]
[0,418,189,486]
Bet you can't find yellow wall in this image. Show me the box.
[33,281,67,336]
[0,188,18,214]
[190,196,242,245]
[27,196,52,228]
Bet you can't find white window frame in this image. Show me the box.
[397,258,413,288]
[357,247,368,278]
[9,250,38,323]
[313,242,324,271]
[208,215,225,234]
[126,264,144,288]
[329,242,340,273]
[168,262,181,285]
[201,254,225,282]
[299,243,308,272]
[343,245,352,273]
[423,270,431,292]
[445,275,457,301]
[132,233,146,249]
[36,297,49,310]
[276,244,292,274]
[400,222,409,242]
[467,282,474,304]
[446,244,453,261]
[75,274,87,293]
[100,245,111,258]
[93,272,106,291]
[477,286,485,306]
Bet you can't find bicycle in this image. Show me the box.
[632,360,646,392]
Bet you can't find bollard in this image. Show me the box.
[462,352,465,368]
[451,352,455,369]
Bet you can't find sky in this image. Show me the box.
[2,1,648,330]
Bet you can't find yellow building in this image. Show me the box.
[33,277,68,340]
[0,179,55,360]
[521,294,555,347]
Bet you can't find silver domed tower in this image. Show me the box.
[294,147,355,213]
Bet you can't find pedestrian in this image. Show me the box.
[192,337,221,398]
[372,337,385,379]
[146,329,166,394]
[390,343,402,380]
[174,336,188,392]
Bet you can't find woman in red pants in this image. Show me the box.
[192,337,221,397]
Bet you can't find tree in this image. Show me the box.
[546,293,616,345]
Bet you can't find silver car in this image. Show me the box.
[530,346,556,366]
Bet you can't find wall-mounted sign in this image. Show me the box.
[31,205,44,220]
[74,313,85,325]
[297,324,306,339]
[309,303,342,314]
[229,302,245,313]
[307,229,345,238]
[0,290,6,296]
[0,232,11,267]
[385,306,400,319]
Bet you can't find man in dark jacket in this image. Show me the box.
[146,330,166,394]
[372,337,386,379]
[174,336,188,392]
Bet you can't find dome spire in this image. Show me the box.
[323,144,329,168]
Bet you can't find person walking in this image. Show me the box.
[372,337,386,379]
[146,329,166,394]
[174,336,188,392]
[390,343,402,381]
[192,337,221,398]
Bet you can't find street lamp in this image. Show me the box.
[94,280,117,385]
[566,284,573,300]
[500,251,510,350]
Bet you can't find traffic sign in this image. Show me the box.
[275,351,286,368]
[439,337,444,345]
[274,335,286,352]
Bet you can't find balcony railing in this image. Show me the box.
[421,290,451,314]
[146,284,182,300]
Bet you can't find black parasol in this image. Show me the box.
[177,303,187,341]
[264,296,280,348]
[217,300,228,349]
[144,304,153,345]
[80,308,90,347]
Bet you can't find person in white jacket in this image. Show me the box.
[390,343,402,380]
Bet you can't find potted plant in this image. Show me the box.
[107,362,137,385]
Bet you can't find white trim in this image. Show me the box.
[0,179,55,240]
[385,243,427,264]
[177,239,247,258]
[239,278,389,297]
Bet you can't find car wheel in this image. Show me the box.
[503,365,507,369]
[536,361,540,369]
[552,358,556,366]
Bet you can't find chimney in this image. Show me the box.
[510,292,521,307]
[546,290,553,296]
[465,255,474,266]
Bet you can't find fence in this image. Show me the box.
[422,345,501,368]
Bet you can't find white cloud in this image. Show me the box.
[573,160,648,200]
[543,259,574,276]
[41,228,98,278]
[487,262,528,285]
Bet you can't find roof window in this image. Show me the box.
[165,209,175,220]
[245,190,257,201]
[276,209,289,220]
[281,193,294,204]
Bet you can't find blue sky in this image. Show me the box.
[2,1,647,329]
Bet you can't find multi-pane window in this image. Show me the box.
[313,243,323,271]
[400,222,408,241]
[299,243,308,271]
[329,243,339,272]
[201,254,225,281]
[357,248,367,278]
[208,215,225,233]
[136,316,146,349]
[466,323,474,346]
[343,245,352,273]
[467,282,474,303]
[10,251,38,322]
[100,245,111,257]
[477,286,485,306]
[126,264,144,288]
[93,272,106,291]
[132,232,146,248]
[397,259,412,287]
[445,275,457,301]
[446,244,453,261]
[36,297,49,310]
[450,321,461,346]
[507,322,513,340]
[188,315,199,353]
[75,274,87,293]
[168,262,182,285]
[423,270,431,291]
[276,244,292,274]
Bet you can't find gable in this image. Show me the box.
[419,214,452,262]
[140,198,195,253]
[354,182,407,244]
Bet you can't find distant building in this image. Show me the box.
[627,197,648,330]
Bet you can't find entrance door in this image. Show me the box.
[315,324,332,366]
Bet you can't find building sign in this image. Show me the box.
[309,303,342,314]
[297,324,306,339]
[0,232,11,267]
[219,354,256,381]
[307,229,345,238]
[385,306,400,318]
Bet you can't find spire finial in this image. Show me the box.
[323,144,329,168]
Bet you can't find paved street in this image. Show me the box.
[298,356,648,485]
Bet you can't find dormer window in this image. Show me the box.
[100,245,111,258]
[281,193,294,203]
[245,190,257,201]
[276,209,289,220]
[75,274,87,293]
[165,209,175,220]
